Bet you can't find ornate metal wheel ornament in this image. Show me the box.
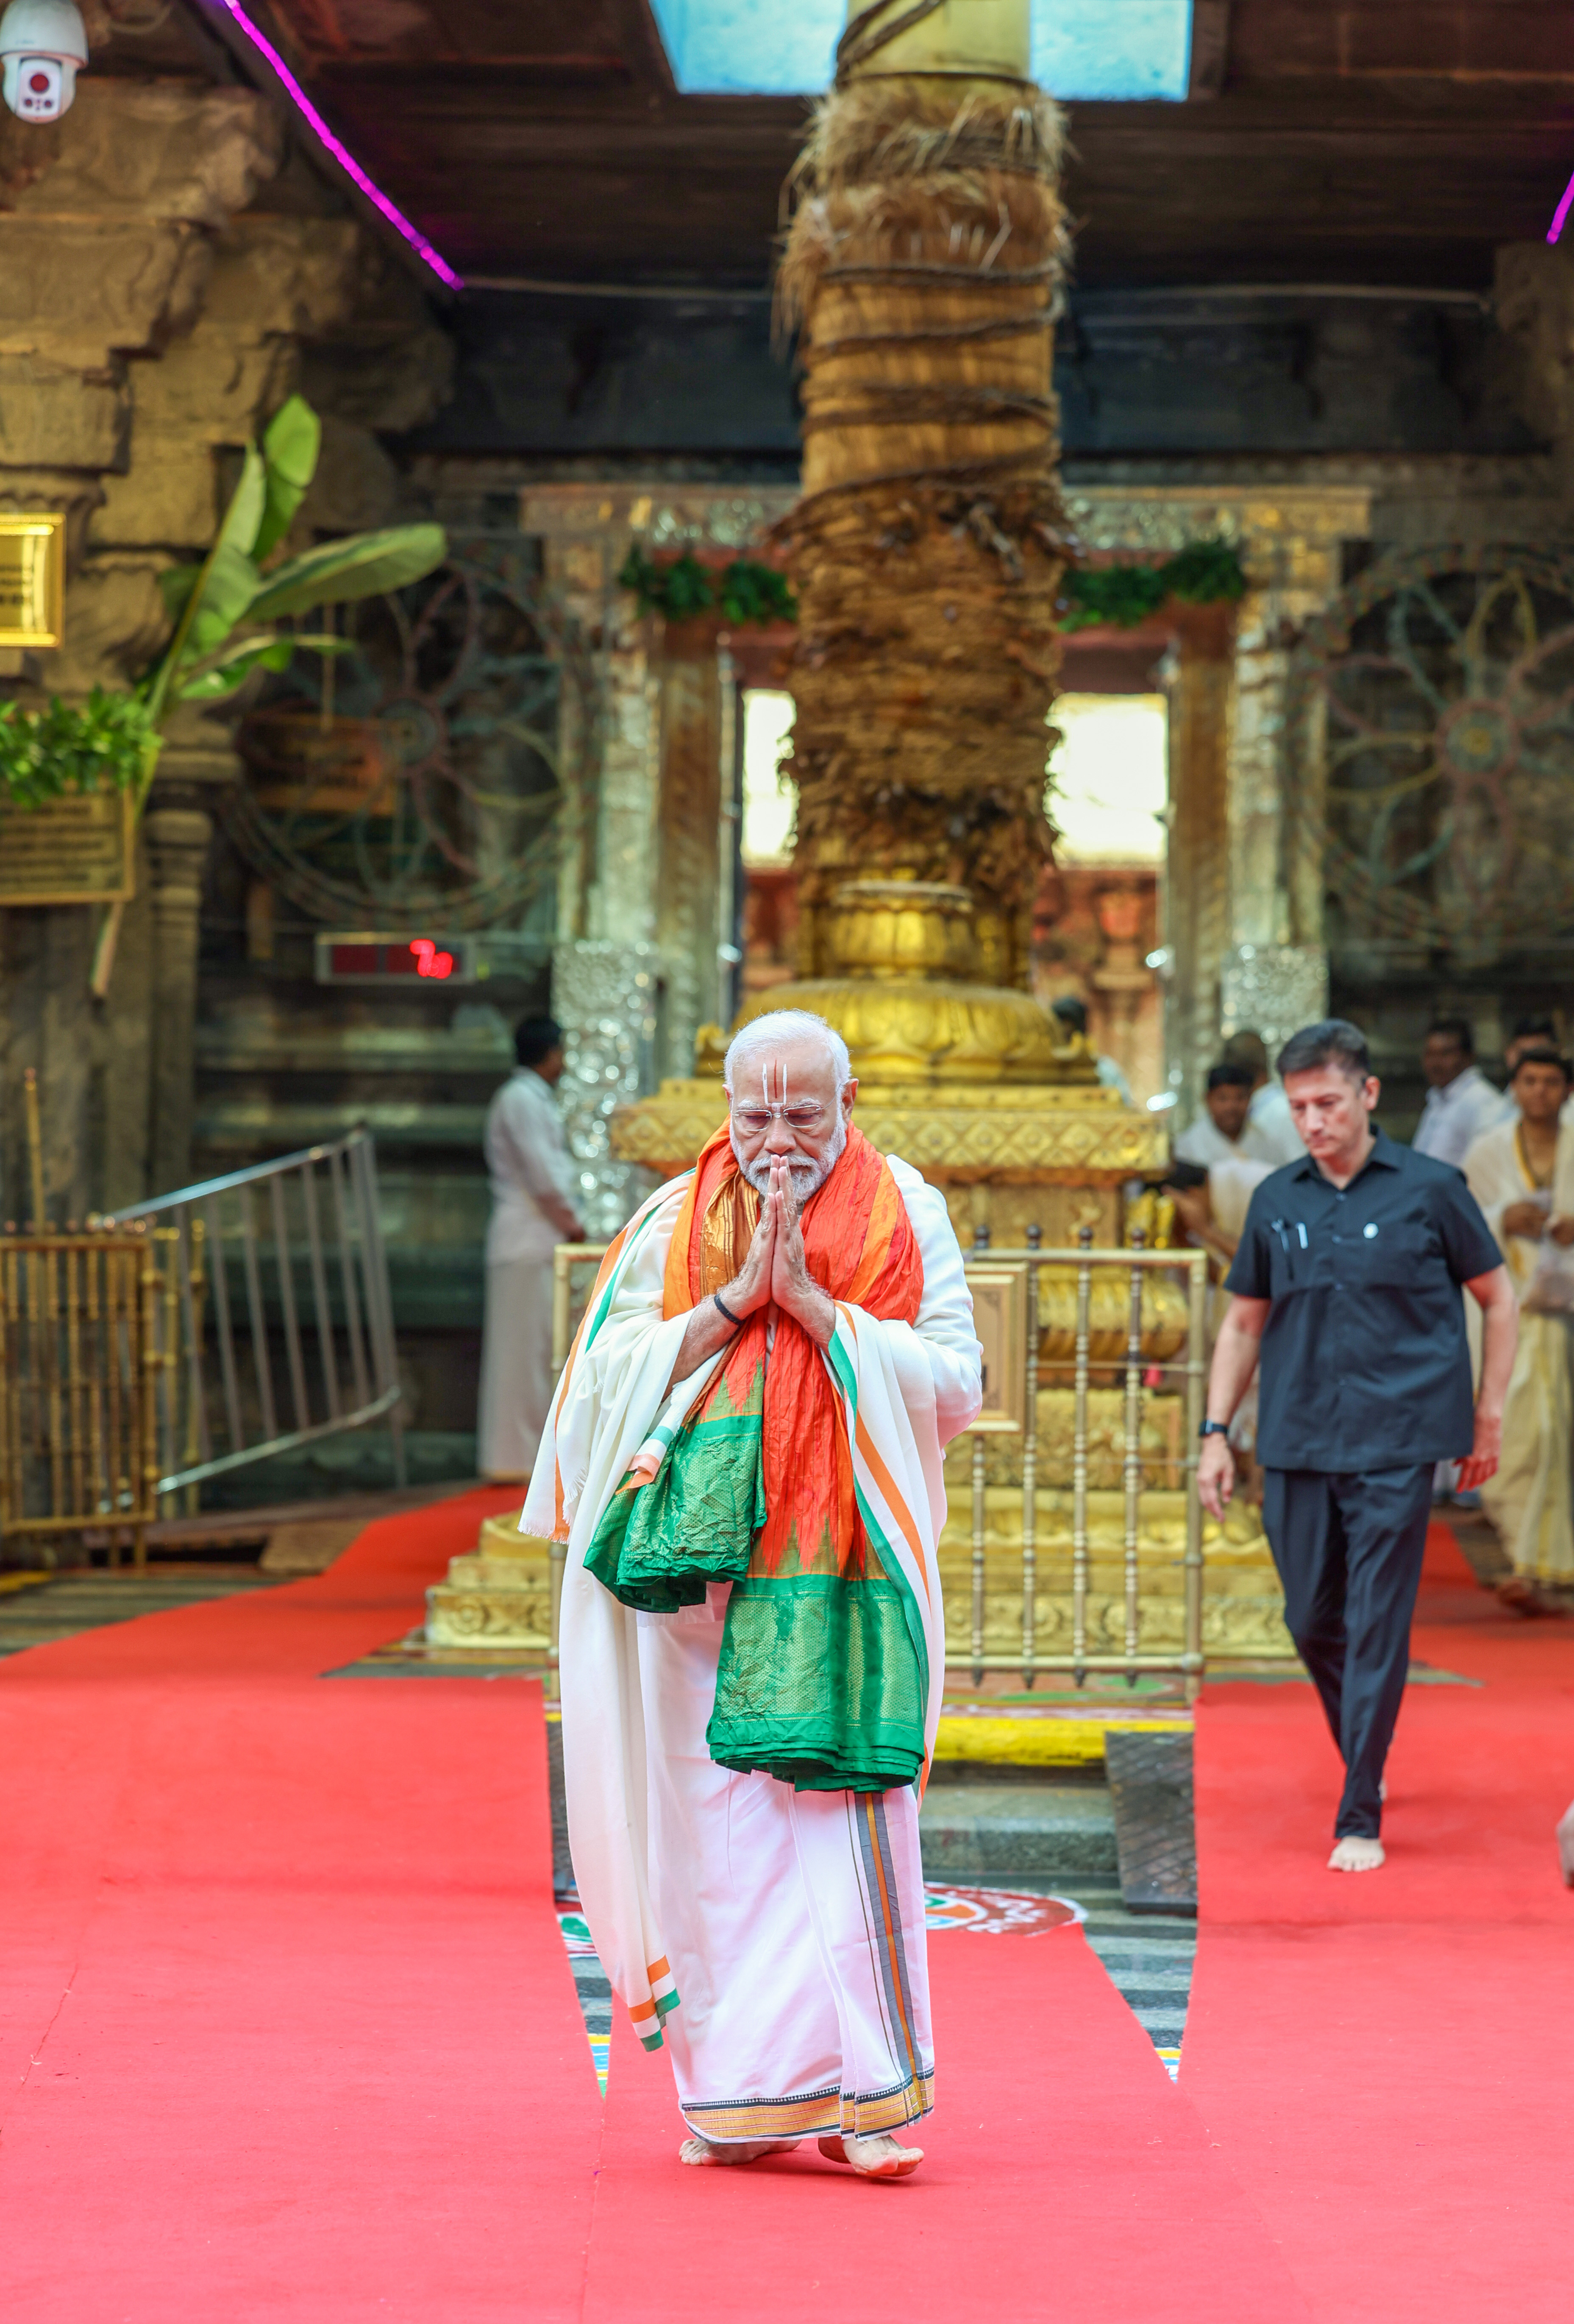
[1288,546,1574,955]
[225,543,600,930]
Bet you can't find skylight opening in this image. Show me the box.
[648,0,1194,103]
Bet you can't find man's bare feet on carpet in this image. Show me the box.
[1328,1835,1385,1872]
[677,2131,923,2177]
[679,2136,797,2166]
[818,2133,923,2180]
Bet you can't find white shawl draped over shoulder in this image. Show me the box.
[521,1150,981,2048]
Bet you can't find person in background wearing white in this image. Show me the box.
[1173,1061,1295,1170]
[1221,1030,1305,1165]
[1464,1045,1574,1615]
[1411,1016,1502,1169]
[1173,1062,1254,1166]
[476,1014,585,1483]
[1484,1016,1570,1131]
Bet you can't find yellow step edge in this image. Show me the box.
[933,1714,1191,1767]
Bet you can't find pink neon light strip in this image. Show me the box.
[1549,167,1574,245]
[210,0,464,289]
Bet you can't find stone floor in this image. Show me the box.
[0,1565,281,1656]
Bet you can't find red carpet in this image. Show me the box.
[0,1489,603,2322]
[583,1931,1311,2324]
[1185,1523,1574,2322]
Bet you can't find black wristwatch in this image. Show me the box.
[1199,1419,1231,1439]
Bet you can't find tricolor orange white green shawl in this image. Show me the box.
[584,1120,927,1791]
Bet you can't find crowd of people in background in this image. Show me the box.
[1171,1009,1574,1619]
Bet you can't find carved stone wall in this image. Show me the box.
[550,939,659,1240]
[520,485,786,1230]
[0,75,452,1213]
[1219,943,1329,1059]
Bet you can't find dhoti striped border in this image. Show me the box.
[629,1956,681,2053]
[679,2067,935,2146]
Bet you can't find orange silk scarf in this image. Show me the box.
[662,1121,923,1579]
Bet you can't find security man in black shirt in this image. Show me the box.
[1197,1018,1517,1873]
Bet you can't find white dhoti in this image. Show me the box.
[640,1599,932,2142]
[1466,1120,1574,1579]
[1480,1309,1574,1580]
[476,1254,555,1481]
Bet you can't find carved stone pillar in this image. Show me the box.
[1161,621,1231,1116]
[145,804,212,1193]
[1068,483,1370,1112]
[655,623,726,1081]
[550,938,659,1240]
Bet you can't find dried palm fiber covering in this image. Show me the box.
[775,66,1070,988]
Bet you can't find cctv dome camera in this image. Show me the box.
[0,0,88,123]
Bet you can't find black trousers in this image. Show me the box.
[1260,1464,1434,1839]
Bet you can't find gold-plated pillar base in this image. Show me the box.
[424,1510,552,1651]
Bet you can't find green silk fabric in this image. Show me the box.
[584,1363,766,1613]
[584,1360,925,1791]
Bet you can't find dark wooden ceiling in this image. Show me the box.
[204,1,1574,291]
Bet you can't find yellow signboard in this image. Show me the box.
[0,791,135,905]
[0,513,65,649]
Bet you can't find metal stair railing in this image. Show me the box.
[106,1127,405,1501]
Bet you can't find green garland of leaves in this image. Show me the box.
[0,535,1243,811]
[1059,539,1248,632]
[0,688,156,810]
[618,548,798,629]
[618,538,1241,635]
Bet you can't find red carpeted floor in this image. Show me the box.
[583,1933,1312,2324]
[17,1493,1561,2320]
[0,1488,603,2323]
[1185,1521,1574,2323]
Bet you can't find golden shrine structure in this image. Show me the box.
[425,0,1290,1672]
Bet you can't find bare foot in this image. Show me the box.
[1329,1835,1385,1873]
[817,2133,923,2180]
[679,2135,797,2167]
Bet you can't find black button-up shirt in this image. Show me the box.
[1224,1127,1502,1473]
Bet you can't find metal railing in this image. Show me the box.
[548,1228,1210,1701]
[105,1128,405,1499]
[0,1226,161,1568]
[957,1229,1207,1700]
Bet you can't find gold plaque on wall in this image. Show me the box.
[0,791,135,905]
[962,1261,1026,1433]
[0,514,65,649]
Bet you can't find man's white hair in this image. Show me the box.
[722,1009,851,1096]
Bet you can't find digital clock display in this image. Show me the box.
[314,933,478,986]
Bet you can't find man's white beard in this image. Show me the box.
[733,1112,847,1202]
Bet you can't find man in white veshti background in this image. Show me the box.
[477,1014,584,1482]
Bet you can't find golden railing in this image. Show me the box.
[953,1226,1207,1700]
[1,1080,404,1566]
[550,1223,1209,1702]
[0,1226,161,1571]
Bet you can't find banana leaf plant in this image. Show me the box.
[90,395,448,995]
